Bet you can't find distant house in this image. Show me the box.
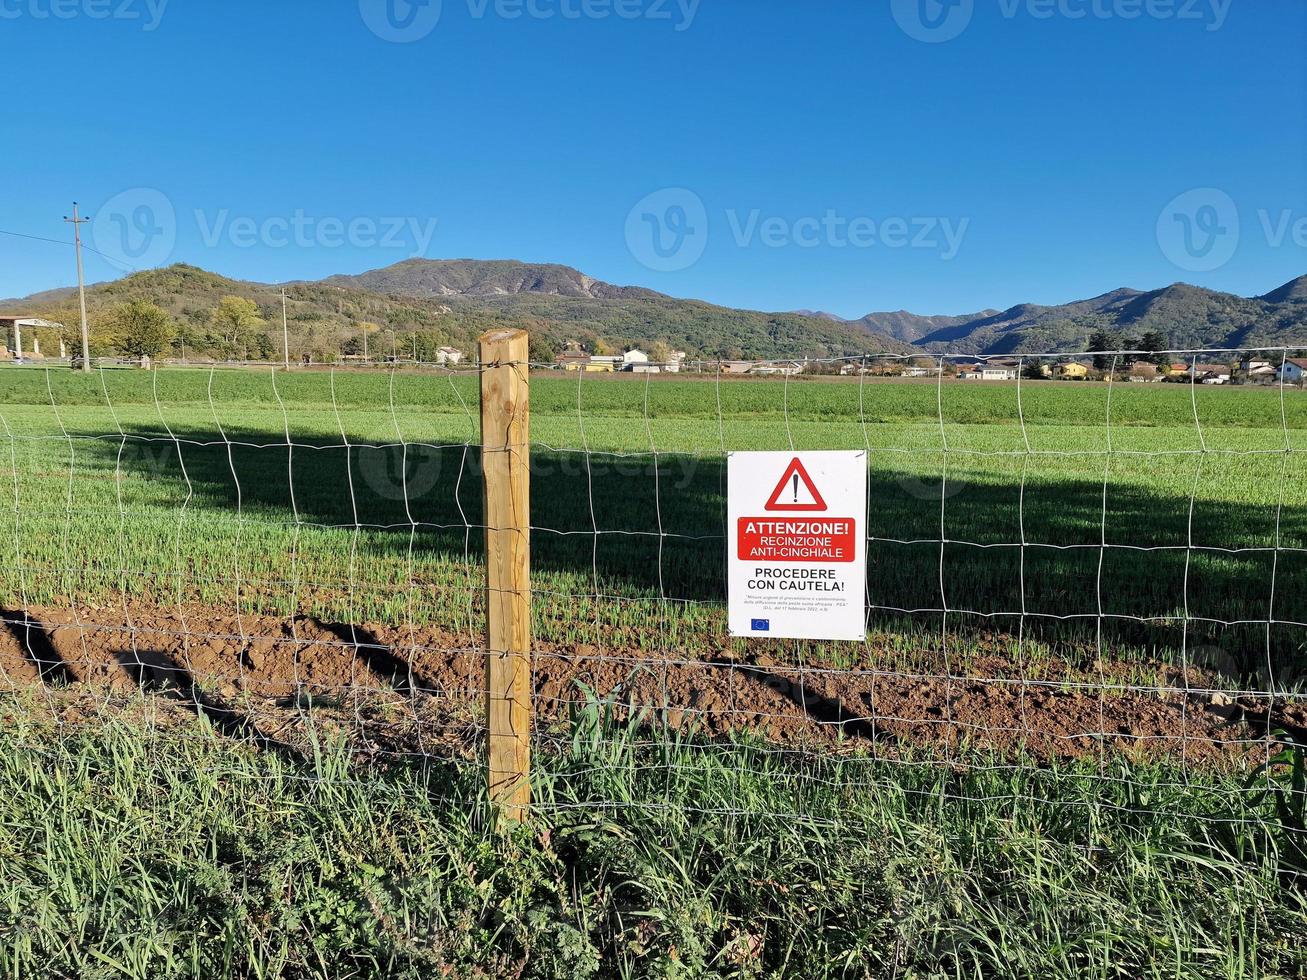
[590,355,622,372]
[664,351,687,373]
[1279,358,1307,385]
[436,347,463,366]
[720,361,754,375]
[1169,363,1233,384]
[751,361,804,377]
[956,363,1016,380]
[556,349,591,371]
[1240,358,1279,383]
[1193,364,1232,384]
[622,348,649,370]
[1052,362,1091,380]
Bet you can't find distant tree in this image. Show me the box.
[104,300,177,363]
[528,332,559,365]
[248,332,276,361]
[590,338,613,356]
[1023,360,1046,380]
[648,340,673,364]
[209,297,264,354]
[30,303,105,358]
[1138,330,1168,366]
[408,331,449,362]
[1088,330,1117,371]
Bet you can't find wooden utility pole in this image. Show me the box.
[281,288,290,369]
[63,203,91,373]
[478,328,532,823]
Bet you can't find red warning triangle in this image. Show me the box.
[764,457,828,512]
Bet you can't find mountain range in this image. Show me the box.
[818,276,1307,354]
[4,258,1306,359]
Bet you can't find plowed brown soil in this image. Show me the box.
[1,600,1302,767]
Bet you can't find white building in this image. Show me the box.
[958,363,1018,381]
[1192,364,1232,384]
[1279,359,1307,385]
[436,347,463,366]
[752,361,804,377]
[1240,359,1279,383]
[622,348,649,369]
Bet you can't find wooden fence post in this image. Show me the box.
[479,328,532,823]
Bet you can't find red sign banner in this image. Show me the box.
[736,517,857,562]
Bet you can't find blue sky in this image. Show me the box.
[2,0,1304,318]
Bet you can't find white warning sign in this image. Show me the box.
[728,451,868,641]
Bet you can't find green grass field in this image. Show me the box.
[0,364,1305,978]
[0,365,1304,671]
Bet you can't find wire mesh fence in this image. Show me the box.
[0,343,1303,846]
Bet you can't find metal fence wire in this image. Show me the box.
[0,342,1303,844]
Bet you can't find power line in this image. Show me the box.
[0,229,74,248]
[0,226,138,271]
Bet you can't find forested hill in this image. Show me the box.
[5,261,915,361]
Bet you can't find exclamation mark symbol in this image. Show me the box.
[793,473,799,503]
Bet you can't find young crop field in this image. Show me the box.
[0,363,1305,978]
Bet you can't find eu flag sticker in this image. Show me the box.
[751,619,770,632]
